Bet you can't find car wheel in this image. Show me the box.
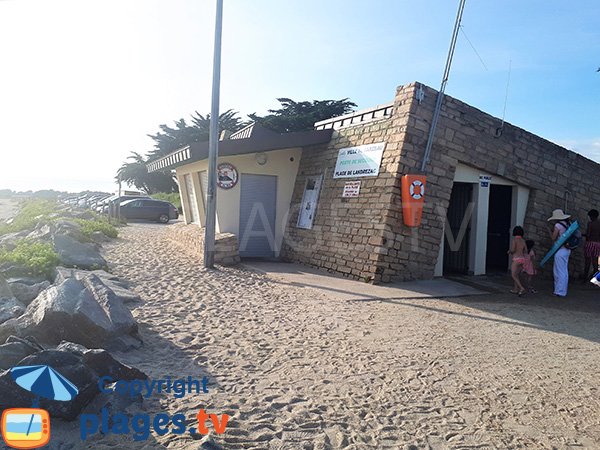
[158,214,170,224]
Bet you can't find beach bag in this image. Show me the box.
[559,221,582,250]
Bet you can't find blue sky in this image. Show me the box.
[0,0,598,192]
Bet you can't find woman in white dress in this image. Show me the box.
[548,209,572,297]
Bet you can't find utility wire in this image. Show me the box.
[459,25,488,71]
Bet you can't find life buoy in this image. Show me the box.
[409,180,424,200]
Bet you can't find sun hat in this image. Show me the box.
[547,209,571,221]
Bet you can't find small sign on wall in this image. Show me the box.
[342,181,361,198]
[479,175,492,188]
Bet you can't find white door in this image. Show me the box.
[184,173,200,223]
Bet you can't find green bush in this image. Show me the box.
[0,199,56,236]
[74,218,118,239]
[0,240,60,277]
[152,192,181,212]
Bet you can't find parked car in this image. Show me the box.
[119,198,179,223]
[99,194,149,214]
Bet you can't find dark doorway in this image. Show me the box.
[486,185,513,272]
[444,183,473,274]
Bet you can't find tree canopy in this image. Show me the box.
[117,97,356,193]
[249,98,356,133]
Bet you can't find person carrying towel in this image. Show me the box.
[548,209,572,297]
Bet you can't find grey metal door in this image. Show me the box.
[239,174,277,258]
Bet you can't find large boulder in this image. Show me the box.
[0,336,43,370]
[27,220,85,243]
[0,348,147,421]
[0,275,141,350]
[0,230,30,251]
[55,267,141,304]
[0,280,26,324]
[7,278,51,306]
[0,297,26,325]
[52,234,107,270]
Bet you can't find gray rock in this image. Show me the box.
[0,275,141,350]
[0,339,39,370]
[52,234,107,269]
[8,279,51,306]
[55,267,141,304]
[0,350,103,421]
[90,231,110,243]
[0,297,26,325]
[0,277,12,299]
[0,347,148,421]
[0,230,30,251]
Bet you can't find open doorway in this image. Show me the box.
[486,185,513,272]
[444,182,473,274]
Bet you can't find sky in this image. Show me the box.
[0,0,598,193]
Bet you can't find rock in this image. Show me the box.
[90,231,110,244]
[0,277,12,299]
[0,230,30,251]
[0,334,45,370]
[0,350,99,421]
[7,279,51,306]
[0,297,26,325]
[52,234,107,270]
[0,261,31,278]
[0,338,40,370]
[0,346,148,421]
[0,275,141,350]
[55,267,141,304]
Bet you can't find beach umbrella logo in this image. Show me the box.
[1,365,78,449]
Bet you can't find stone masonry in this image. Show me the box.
[167,223,240,266]
[283,81,600,282]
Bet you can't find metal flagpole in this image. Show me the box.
[204,0,223,268]
[420,0,466,172]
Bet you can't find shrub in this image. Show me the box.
[0,240,60,277]
[152,192,182,212]
[0,199,56,236]
[74,218,118,239]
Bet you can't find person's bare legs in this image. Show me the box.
[511,261,525,294]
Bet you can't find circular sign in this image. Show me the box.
[217,163,238,189]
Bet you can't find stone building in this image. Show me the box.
[148,81,600,283]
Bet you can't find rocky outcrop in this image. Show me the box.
[0,344,147,421]
[51,234,107,269]
[0,275,141,351]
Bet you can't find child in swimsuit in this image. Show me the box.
[522,239,537,293]
[508,226,527,296]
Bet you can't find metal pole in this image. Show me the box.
[204,0,223,268]
[420,0,466,172]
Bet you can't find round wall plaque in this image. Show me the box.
[217,163,238,189]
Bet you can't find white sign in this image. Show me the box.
[342,181,361,198]
[479,175,492,188]
[333,142,386,178]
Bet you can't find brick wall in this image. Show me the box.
[166,223,240,266]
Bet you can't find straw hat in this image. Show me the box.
[547,209,571,221]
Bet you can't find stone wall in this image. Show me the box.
[166,223,241,266]
[281,90,413,281]
[391,83,600,280]
[283,81,600,282]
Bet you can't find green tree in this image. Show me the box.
[116,152,177,194]
[147,109,246,160]
[248,98,357,133]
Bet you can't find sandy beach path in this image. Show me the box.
[99,223,600,449]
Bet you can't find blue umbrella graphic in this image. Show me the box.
[10,365,79,436]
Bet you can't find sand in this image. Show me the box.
[47,222,600,449]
